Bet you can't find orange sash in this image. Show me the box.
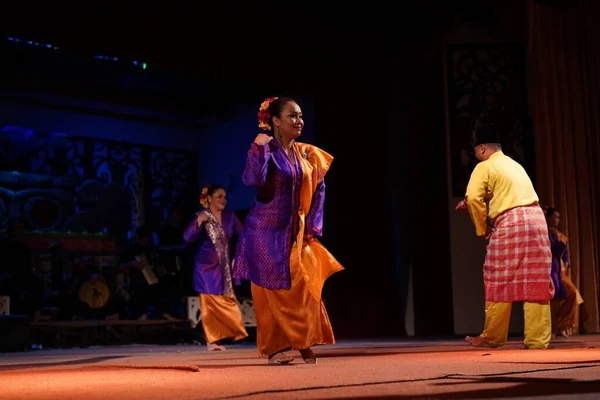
[292,143,344,301]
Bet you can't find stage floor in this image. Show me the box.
[1,335,600,399]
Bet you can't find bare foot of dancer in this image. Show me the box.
[299,348,317,364]
[465,336,492,347]
[268,351,294,365]
[559,330,570,339]
[206,343,226,351]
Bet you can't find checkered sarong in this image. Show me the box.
[484,205,555,302]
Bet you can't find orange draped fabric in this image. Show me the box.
[199,294,248,344]
[293,143,345,302]
[528,0,600,333]
[551,270,582,333]
[251,258,335,356]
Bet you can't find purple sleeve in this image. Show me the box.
[562,245,570,265]
[305,178,326,237]
[242,143,271,187]
[232,213,245,286]
[182,217,204,244]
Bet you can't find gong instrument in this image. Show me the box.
[78,278,110,309]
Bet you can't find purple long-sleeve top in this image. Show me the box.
[232,139,326,290]
[183,209,243,295]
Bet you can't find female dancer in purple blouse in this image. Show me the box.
[233,97,344,364]
[544,206,584,339]
[183,184,248,351]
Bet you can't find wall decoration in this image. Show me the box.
[0,126,198,242]
[445,44,530,196]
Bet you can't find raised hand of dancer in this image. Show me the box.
[254,133,273,146]
[196,211,208,226]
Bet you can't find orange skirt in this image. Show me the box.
[551,270,583,333]
[251,251,335,357]
[199,294,248,344]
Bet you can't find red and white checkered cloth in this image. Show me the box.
[484,205,555,302]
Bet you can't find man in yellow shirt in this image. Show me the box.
[455,123,554,349]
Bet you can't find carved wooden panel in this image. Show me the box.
[0,126,198,241]
[445,44,530,196]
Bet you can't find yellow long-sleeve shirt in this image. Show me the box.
[465,151,539,236]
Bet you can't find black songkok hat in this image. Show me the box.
[473,123,500,146]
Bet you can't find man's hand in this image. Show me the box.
[455,199,468,211]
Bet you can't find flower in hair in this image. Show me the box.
[258,97,278,131]
[199,185,210,209]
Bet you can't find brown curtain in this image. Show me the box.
[528,0,600,333]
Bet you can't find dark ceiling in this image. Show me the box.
[3,4,496,76]
[1,1,520,122]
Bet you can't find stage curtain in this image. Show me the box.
[528,0,600,333]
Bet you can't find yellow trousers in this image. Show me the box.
[479,301,551,349]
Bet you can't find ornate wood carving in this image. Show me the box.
[446,44,530,196]
[0,127,198,240]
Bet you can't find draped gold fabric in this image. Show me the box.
[551,270,582,333]
[199,294,248,344]
[528,0,600,332]
[294,143,345,302]
[251,257,335,357]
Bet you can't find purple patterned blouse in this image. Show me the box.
[232,139,326,289]
[183,210,243,295]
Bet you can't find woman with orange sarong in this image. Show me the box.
[544,207,584,339]
[183,184,248,351]
[232,96,344,365]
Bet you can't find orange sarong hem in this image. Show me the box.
[199,294,248,344]
[251,257,335,357]
[294,143,344,301]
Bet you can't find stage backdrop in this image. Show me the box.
[444,43,533,335]
[0,99,201,243]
